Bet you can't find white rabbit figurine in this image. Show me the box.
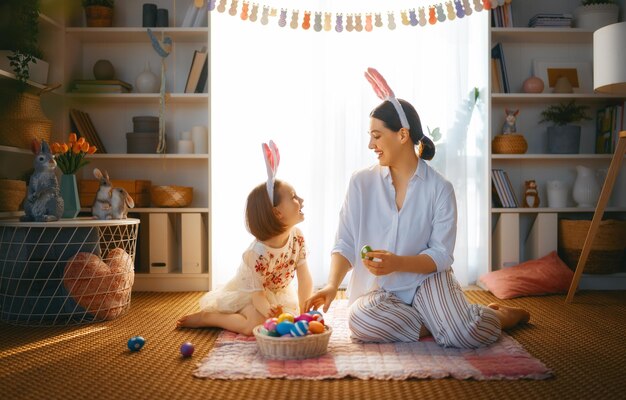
[91,168,113,219]
[110,187,135,219]
[21,139,64,222]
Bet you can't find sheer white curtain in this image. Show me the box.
[210,1,488,288]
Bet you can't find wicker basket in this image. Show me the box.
[85,5,114,27]
[0,179,27,211]
[492,134,528,154]
[558,219,626,274]
[0,87,54,149]
[150,185,193,207]
[253,325,332,360]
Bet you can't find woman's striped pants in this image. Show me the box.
[348,270,502,349]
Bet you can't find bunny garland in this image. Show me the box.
[262,140,280,205]
[364,67,410,130]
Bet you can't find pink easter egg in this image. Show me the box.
[294,313,313,323]
[263,317,278,332]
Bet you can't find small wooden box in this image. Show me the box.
[78,179,151,207]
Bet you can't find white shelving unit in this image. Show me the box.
[489,0,626,288]
[0,0,211,292]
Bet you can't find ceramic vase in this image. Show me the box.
[135,61,159,93]
[60,174,80,218]
[547,180,568,208]
[572,165,600,208]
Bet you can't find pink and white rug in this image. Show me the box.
[194,300,552,380]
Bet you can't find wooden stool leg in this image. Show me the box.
[566,132,626,303]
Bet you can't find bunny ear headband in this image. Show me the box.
[364,67,410,130]
[262,140,280,205]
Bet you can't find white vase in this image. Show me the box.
[572,165,600,208]
[135,61,159,93]
[547,180,568,208]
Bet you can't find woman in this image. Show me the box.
[304,68,529,348]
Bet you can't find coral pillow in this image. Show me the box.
[478,251,574,299]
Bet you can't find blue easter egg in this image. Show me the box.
[307,310,323,317]
[276,321,294,336]
[180,341,195,357]
[127,336,146,352]
[290,320,309,337]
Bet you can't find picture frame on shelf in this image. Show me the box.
[532,60,593,94]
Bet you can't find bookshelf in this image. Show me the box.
[0,0,212,292]
[488,0,626,289]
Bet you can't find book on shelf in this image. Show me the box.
[596,102,625,154]
[72,79,133,93]
[500,170,519,208]
[185,46,208,93]
[491,43,509,93]
[491,169,518,208]
[528,13,573,28]
[69,109,107,153]
[491,2,514,28]
[491,58,503,93]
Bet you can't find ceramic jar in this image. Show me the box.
[135,61,159,93]
[547,180,568,208]
[572,165,600,207]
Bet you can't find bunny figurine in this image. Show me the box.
[110,187,135,219]
[21,139,64,222]
[502,108,519,134]
[91,168,113,220]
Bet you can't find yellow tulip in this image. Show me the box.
[69,133,77,143]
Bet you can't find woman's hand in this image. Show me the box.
[362,250,400,276]
[303,284,338,313]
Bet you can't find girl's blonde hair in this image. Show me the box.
[246,179,287,241]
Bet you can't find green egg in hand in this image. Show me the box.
[360,245,373,260]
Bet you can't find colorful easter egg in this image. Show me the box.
[180,341,194,357]
[263,317,278,332]
[276,321,294,336]
[360,245,373,260]
[307,310,324,325]
[127,336,146,352]
[295,313,313,323]
[277,312,295,323]
[290,320,309,337]
[308,320,325,334]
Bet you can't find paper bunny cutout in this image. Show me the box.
[262,140,280,205]
[364,67,410,129]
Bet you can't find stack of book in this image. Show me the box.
[72,79,133,93]
[491,2,514,28]
[528,13,573,28]
[596,102,625,154]
[491,169,519,208]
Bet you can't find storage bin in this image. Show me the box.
[558,219,626,274]
[78,179,151,208]
[132,116,159,133]
[126,132,165,154]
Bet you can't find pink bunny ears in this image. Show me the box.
[364,67,410,130]
[262,140,280,205]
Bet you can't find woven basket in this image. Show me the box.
[85,5,114,27]
[558,219,626,274]
[0,87,53,149]
[150,185,193,207]
[0,179,27,211]
[253,325,332,360]
[492,134,528,154]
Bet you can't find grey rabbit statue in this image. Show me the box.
[502,108,519,134]
[110,187,135,219]
[20,139,64,222]
[91,168,113,219]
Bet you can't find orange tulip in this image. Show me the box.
[72,142,81,154]
[61,143,69,153]
[87,146,97,154]
[77,137,85,146]
[51,143,60,153]
[81,141,89,152]
[69,133,77,143]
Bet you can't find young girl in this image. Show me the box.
[176,141,313,335]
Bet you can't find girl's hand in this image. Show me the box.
[362,250,399,276]
[303,285,337,313]
[269,304,283,318]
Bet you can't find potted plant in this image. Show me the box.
[83,0,115,27]
[0,0,47,90]
[539,101,591,154]
[575,0,619,30]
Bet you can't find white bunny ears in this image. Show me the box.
[364,67,410,130]
[262,140,280,205]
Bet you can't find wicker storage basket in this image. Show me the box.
[151,185,193,207]
[85,5,114,27]
[0,179,27,211]
[0,87,53,149]
[558,219,626,274]
[492,134,528,154]
[253,325,332,360]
